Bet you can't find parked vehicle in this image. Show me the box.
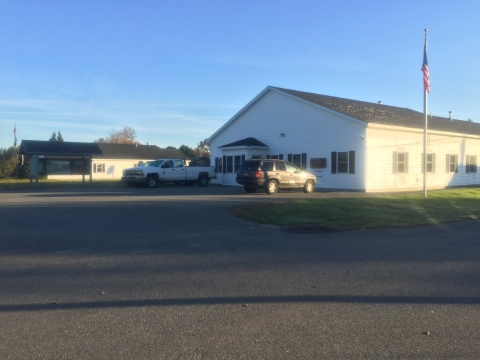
[236,159,316,195]
[122,158,216,188]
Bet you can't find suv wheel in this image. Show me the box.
[265,180,278,195]
[303,180,315,193]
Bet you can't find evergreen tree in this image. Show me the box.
[180,145,195,157]
[49,132,57,141]
[57,131,64,142]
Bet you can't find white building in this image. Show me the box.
[209,86,480,192]
[19,140,187,180]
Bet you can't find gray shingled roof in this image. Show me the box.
[95,143,186,159]
[20,140,103,156]
[273,87,480,136]
[219,137,269,148]
[20,140,187,159]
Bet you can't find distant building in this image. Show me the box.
[19,140,187,180]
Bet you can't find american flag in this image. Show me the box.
[422,34,430,93]
[13,125,17,146]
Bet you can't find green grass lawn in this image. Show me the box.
[0,178,124,190]
[229,188,480,230]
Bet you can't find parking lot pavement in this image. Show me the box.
[1,185,479,359]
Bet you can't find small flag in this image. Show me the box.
[422,32,430,93]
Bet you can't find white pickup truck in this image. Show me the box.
[121,158,216,188]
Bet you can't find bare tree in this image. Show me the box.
[94,126,140,144]
[194,138,210,158]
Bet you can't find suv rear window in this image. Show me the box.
[239,160,260,171]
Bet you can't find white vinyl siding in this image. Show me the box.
[210,90,366,190]
[366,126,480,191]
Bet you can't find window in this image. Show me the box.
[421,153,436,173]
[276,162,286,171]
[446,154,458,173]
[466,155,477,173]
[338,152,348,173]
[215,157,223,173]
[261,162,274,171]
[392,152,408,173]
[161,160,174,168]
[239,160,260,171]
[331,151,355,174]
[251,155,262,159]
[93,163,105,173]
[286,163,299,173]
[174,160,184,168]
[226,156,233,172]
[234,155,241,172]
[288,153,307,170]
[266,154,283,160]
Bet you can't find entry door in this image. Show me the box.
[275,162,290,188]
[286,163,303,185]
[173,159,186,181]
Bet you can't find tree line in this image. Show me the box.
[94,126,210,157]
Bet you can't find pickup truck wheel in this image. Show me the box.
[265,180,278,195]
[303,180,315,193]
[244,186,256,193]
[146,176,158,188]
[198,176,208,187]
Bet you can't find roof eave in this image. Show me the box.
[218,145,269,150]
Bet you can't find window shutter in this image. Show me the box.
[392,152,397,174]
[241,154,245,164]
[446,154,450,173]
[466,155,470,173]
[215,158,219,173]
[223,156,227,174]
[301,153,307,171]
[93,163,96,173]
[279,154,283,160]
[331,152,337,174]
[349,151,355,174]
[405,153,409,173]
[288,154,292,163]
[432,153,436,173]
[455,154,458,173]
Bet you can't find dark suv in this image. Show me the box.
[236,159,316,195]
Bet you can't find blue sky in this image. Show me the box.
[1,0,479,149]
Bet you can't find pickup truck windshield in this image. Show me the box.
[143,160,164,167]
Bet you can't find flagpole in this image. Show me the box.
[423,29,428,197]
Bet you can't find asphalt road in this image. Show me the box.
[0,184,479,359]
